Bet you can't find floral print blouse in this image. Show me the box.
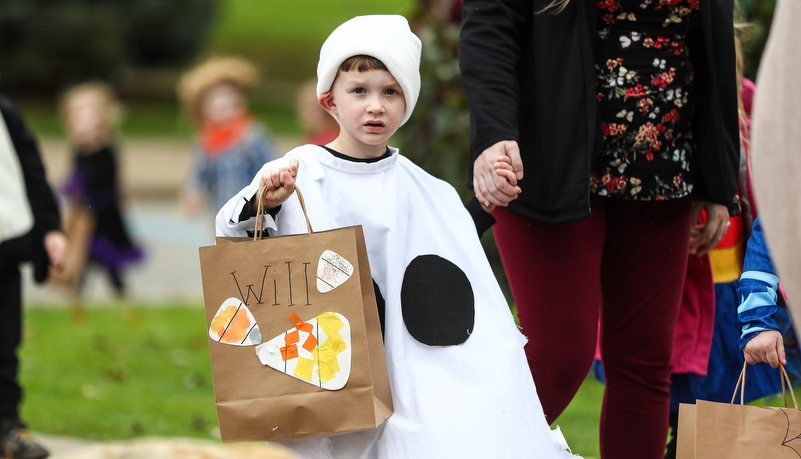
[590,0,701,201]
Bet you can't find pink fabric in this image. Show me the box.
[665,77,757,377]
[671,254,715,374]
[742,77,755,117]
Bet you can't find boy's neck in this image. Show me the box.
[322,145,392,163]
[325,137,389,160]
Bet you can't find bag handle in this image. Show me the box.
[254,185,313,241]
[731,361,799,409]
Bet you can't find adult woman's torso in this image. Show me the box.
[591,0,701,202]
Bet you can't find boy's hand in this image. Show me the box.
[473,141,523,208]
[256,159,299,212]
[494,154,520,187]
[743,330,786,368]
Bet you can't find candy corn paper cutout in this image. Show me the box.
[317,250,353,293]
[209,297,263,346]
[255,312,351,390]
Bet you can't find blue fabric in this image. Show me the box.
[188,124,279,213]
[668,281,801,411]
[737,216,781,348]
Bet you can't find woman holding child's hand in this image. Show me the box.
[473,140,523,209]
[459,0,740,457]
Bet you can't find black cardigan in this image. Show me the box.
[459,0,740,224]
[0,95,62,282]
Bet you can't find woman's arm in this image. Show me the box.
[459,0,530,207]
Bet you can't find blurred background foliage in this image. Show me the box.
[736,0,777,81]
[0,0,777,140]
[0,0,778,298]
[0,0,218,94]
[0,0,417,139]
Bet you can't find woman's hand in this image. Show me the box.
[473,140,523,208]
[689,201,729,256]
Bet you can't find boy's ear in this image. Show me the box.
[318,91,337,116]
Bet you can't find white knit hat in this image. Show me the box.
[316,15,422,126]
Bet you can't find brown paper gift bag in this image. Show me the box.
[677,362,801,458]
[199,187,392,443]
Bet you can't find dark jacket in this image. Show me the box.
[0,95,62,282]
[459,0,740,224]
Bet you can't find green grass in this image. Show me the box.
[20,99,301,141]
[553,378,604,458]
[208,0,415,48]
[20,101,193,139]
[18,302,607,452]
[18,0,417,139]
[20,304,220,441]
[206,0,416,78]
[20,303,796,457]
[548,369,800,459]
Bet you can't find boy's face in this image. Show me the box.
[321,68,405,159]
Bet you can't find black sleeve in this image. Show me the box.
[464,196,496,238]
[237,193,281,223]
[0,96,61,236]
[1,95,62,282]
[458,0,529,170]
[688,0,740,215]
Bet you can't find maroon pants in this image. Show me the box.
[493,196,692,459]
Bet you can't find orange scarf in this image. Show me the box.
[200,113,253,157]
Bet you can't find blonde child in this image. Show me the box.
[216,15,577,459]
[60,82,143,297]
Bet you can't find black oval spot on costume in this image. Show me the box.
[401,255,474,346]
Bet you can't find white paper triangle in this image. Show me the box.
[208,297,262,346]
[317,250,354,293]
[255,312,351,390]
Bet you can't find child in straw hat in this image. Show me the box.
[178,56,280,214]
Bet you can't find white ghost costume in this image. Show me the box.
[216,145,580,459]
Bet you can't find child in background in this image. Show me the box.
[663,28,801,454]
[661,77,768,459]
[0,94,67,459]
[216,15,578,459]
[59,82,143,298]
[178,56,280,214]
[295,78,339,146]
[662,28,801,452]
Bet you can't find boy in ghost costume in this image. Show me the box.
[216,15,580,459]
